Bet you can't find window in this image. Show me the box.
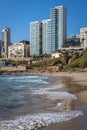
[3,48,5,52]
[2,42,4,47]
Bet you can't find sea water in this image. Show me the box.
[0,75,82,130]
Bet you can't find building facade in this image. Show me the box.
[51,6,67,51]
[1,28,10,58]
[30,5,67,56]
[30,21,42,56]
[80,27,87,48]
[42,19,52,54]
[8,41,30,58]
[66,35,80,47]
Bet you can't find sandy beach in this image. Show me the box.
[40,71,87,86]
[0,71,87,130]
[41,72,87,130]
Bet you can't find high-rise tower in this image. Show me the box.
[51,6,67,51]
[1,28,10,58]
[30,5,67,56]
[42,19,52,54]
[30,21,42,56]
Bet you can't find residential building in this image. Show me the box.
[8,41,30,58]
[51,6,67,51]
[80,27,87,48]
[42,19,52,54]
[19,40,30,57]
[1,28,10,58]
[66,35,80,47]
[30,5,67,56]
[30,21,42,56]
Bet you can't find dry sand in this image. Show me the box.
[41,72,87,130]
[41,72,87,86]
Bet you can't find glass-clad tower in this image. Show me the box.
[30,5,67,56]
[30,21,42,56]
[42,19,52,54]
[51,6,67,51]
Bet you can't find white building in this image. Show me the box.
[80,27,87,48]
[8,41,30,58]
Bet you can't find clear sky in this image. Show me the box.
[0,0,87,43]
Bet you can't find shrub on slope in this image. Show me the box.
[69,51,87,68]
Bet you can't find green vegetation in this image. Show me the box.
[29,57,61,67]
[69,51,87,69]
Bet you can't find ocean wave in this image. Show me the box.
[47,92,77,100]
[8,76,49,84]
[31,84,64,94]
[8,76,48,80]
[31,88,77,100]
[16,79,49,84]
[0,111,82,130]
[42,84,65,91]
[8,76,40,80]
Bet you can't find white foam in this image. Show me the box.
[17,79,49,84]
[43,84,64,91]
[9,76,48,80]
[47,92,77,100]
[31,84,64,94]
[31,89,77,100]
[9,76,40,80]
[9,76,49,84]
[53,100,75,111]
[0,111,82,130]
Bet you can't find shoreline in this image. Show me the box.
[41,72,87,130]
[0,72,87,129]
[41,71,87,86]
[1,70,87,87]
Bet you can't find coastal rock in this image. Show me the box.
[68,58,73,64]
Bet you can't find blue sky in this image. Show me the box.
[0,0,87,43]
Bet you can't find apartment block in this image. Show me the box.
[8,41,30,58]
[80,27,87,48]
[30,5,67,56]
[30,21,42,56]
[42,19,52,54]
[51,6,67,51]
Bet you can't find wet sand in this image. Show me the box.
[42,118,87,130]
[41,72,87,130]
[41,72,87,86]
